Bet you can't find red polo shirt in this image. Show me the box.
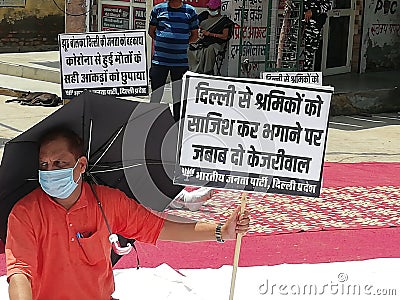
[6,182,165,299]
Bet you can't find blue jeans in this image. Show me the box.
[149,64,188,122]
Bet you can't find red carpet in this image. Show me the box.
[322,162,399,186]
[164,162,400,235]
[117,162,400,269]
[1,162,400,276]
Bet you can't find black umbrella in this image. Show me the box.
[0,91,182,249]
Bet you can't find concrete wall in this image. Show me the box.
[0,0,64,52]
[360,0,400,72]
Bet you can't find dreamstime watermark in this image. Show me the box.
[258,273,398,296]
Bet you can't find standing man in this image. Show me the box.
[148,0,199,122]
[303,0,332,71]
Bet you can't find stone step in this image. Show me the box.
[0,74,61,96]
[0,52,60,84]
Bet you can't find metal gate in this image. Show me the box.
[236,0,304,76]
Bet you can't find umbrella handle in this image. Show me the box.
[109,233,133,256]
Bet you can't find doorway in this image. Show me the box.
[321,0,355,75]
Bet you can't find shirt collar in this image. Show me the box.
[69,182,89,211]
[42,182,90,211]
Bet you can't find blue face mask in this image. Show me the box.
[208,9,219,16]
[39,160,81,199]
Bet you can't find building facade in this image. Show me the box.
[2,0,397,74]
[0,0,64,52]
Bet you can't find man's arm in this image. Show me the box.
[188,28,199,44]
[158,206,250,242]
[9,274,32,300]
[6,205,37,300]
[148,25,157,40]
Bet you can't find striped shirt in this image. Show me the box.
[150,2,199,67]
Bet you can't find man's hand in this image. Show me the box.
[222,206,251,240]
[159,205,250,242]
[304,9,312,22]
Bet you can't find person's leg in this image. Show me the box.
[190,48,207,73]
[170,66,189,122]
[188,49,203,73]
[149,64,169,103]
[203,44,222,75]
[303,20,321,71]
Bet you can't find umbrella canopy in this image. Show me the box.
[0,91,182,244]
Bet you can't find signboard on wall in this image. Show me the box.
[134,19,146,29]
[222,0,270,78]
[134,7,146,29]
[101,5,130,31]
[59,30,148,99]
[153,0,208,7]
[360,0,400,72]
[0,0,25,6]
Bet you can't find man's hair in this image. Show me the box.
[39,127,84,159]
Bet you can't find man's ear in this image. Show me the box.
[79,156,88,173]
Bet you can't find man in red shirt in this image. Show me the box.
[6,128,250,300]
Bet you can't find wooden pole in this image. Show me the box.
[228,192,248,300]
[145,0,154,87]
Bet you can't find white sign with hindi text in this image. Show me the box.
[261,72,323,86]
[173,72,334,197]
[59,30,148,99]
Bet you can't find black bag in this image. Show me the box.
[315,13,328,29]
[189,43,204,51]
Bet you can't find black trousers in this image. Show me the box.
[149,64,188,122]
[303,17,326,71]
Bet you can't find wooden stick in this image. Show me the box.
[229,192,248,300]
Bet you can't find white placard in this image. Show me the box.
[59,30,148,99]
[173,72,334,197]
[261,72,323,86]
